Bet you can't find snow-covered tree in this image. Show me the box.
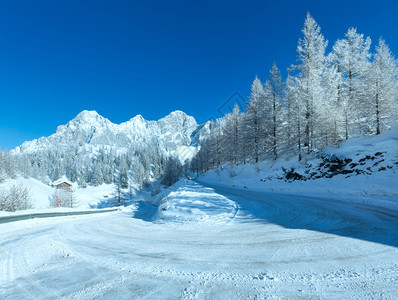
[92,162,104,186]
[119,168,129,190]
[367,38,398,134]
[286,74,304,160]
[161,156,182,187]
[0,185,32,212]
[330,28,372,137]
[245,76,265,163]
[294,12,328,153]
[223,104,241,165]
[264,62,284,160]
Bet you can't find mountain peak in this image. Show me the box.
[65,110,114,130]
[164,110,187,119]
[73,110,103,123]
[130,114,145,122]
[77,110,99,118]
[159,110,195,126]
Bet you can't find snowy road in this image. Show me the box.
[1,181,397,299]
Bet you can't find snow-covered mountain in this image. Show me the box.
[14,110,199,159]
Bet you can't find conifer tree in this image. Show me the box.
[331,28,372,137]
[246,76,265,163]
[294,13,328,153]
[368,38,398,134]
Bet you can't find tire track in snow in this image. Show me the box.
[0,181,397,299]
[0,251,14,283]
[0,238,51,299]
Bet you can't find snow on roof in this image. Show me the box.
[53,179,72,186]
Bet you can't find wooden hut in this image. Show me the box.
[54,181,72,190]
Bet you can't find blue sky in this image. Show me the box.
[0,0,397,149]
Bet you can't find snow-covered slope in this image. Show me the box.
[0,175,120,213]
[13,110,198,158]
[199,128,398,200]
[0,176,54,212]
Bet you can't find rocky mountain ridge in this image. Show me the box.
[13,110,203,160]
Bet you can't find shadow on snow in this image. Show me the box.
[202,182,398,248]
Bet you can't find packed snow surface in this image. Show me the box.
[1,180,397,299]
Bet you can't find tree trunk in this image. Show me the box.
[375,81,380,135]
[273,91,277,160]
[298,112,302,161]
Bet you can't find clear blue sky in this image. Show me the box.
[0,0,397,149]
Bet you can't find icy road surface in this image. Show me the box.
[1,181,397,299]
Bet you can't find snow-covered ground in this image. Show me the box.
[199,129,398,204]
[1,180,397,299]
[0,176,117,216]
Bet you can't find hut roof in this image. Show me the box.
[54,180,72,187]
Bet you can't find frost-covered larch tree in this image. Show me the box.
[246,76,265,163]
[286,74,304,161]
[368,38,398,134]
[322,53,343,146]
[294,12,328,153]
[264,62,284,160]
[223,104,241,165]
[331,28,372,138]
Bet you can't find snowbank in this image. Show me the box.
[198,129,398,209]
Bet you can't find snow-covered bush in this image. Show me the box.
[0,185,32,212]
